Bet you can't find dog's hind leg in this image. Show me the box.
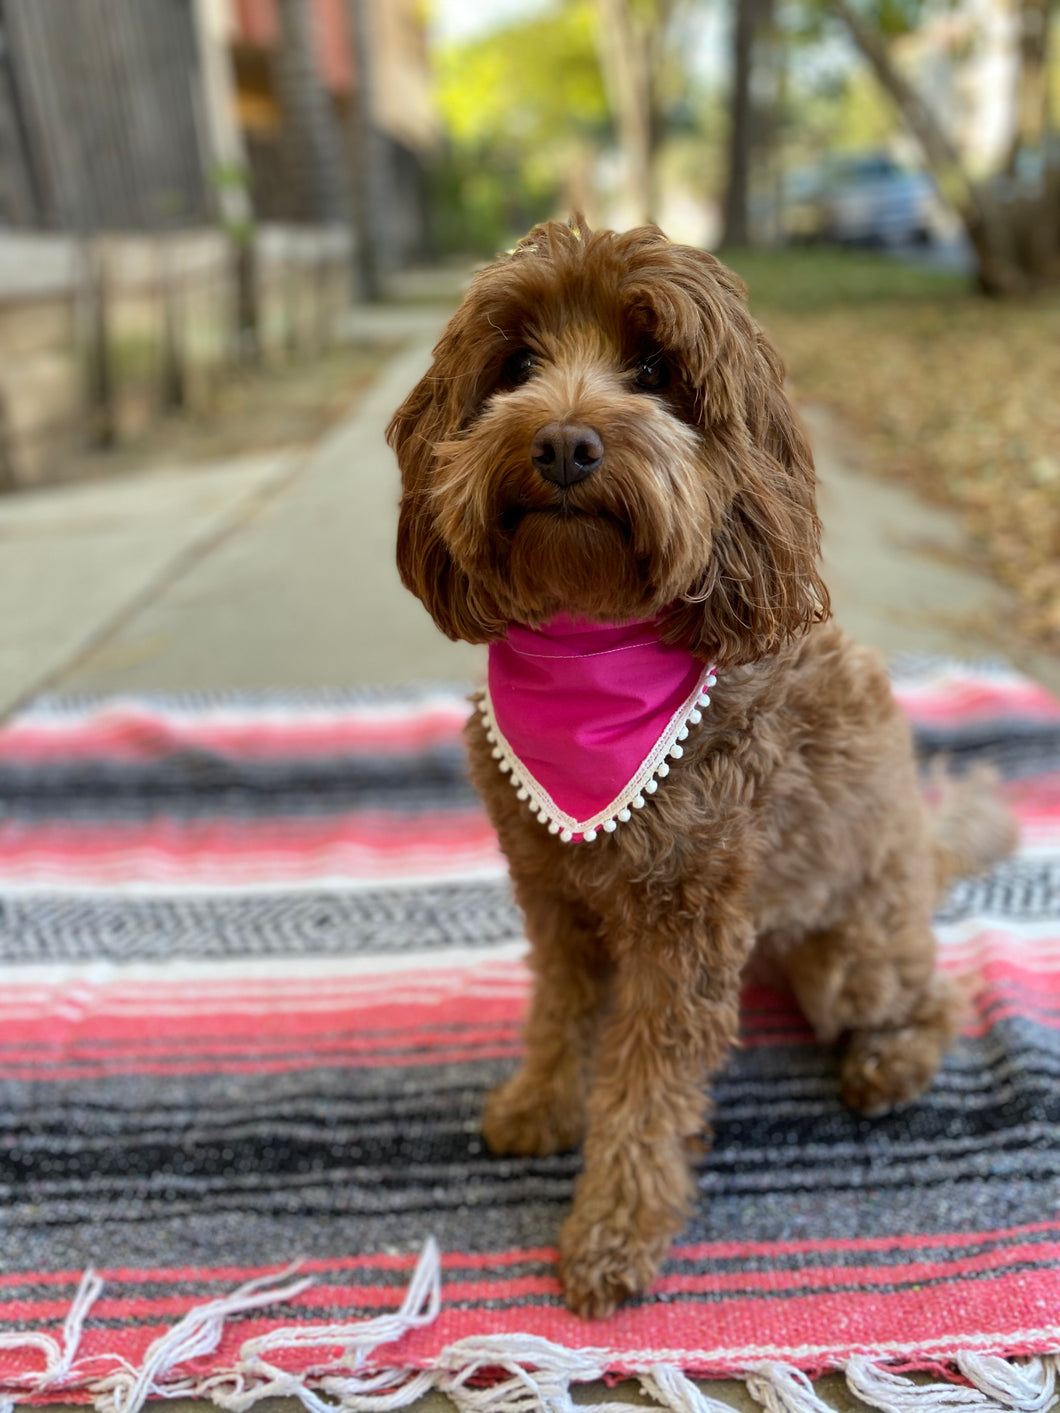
[482,885,609,1158]
[780,867,962,1117]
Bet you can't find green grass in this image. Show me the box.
[719,246,967,316]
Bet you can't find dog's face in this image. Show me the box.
[387,222,828,666]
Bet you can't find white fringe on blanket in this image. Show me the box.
[0,1240,1056,1413]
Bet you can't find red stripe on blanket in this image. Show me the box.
[8,1263,1055,1382]
[4,1217,1058,1293]
[0,786,1053,889]
[3,967,1057,1079]
[0,813,503,884]
[893,676,1060,726]
[13,1233,1060,1324]
[4,961,1056,1030]
[0,703,470,764]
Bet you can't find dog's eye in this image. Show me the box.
[633,357,670,392]
[502,349,537,386]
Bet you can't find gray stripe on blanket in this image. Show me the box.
[3,857,1055,963]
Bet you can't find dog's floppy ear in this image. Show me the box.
[387,360,505,644]
[663,257,830,666]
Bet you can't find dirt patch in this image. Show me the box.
[47,341,398,486]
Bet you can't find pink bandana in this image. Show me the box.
[479,615,716,843]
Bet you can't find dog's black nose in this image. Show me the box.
[531,422,604,488]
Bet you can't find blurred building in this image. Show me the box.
[226,0,437,264]
[0,0,436,266]
[0,0,210,229]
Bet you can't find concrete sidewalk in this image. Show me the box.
[0,449,296,719]
[0,307,479,719]
[1,302,1057,712]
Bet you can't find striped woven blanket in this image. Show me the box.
[1,664,1059,1413]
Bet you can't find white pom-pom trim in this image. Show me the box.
[478,663,717,843]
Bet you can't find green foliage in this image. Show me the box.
[788,66,901,165]
[436,1,610,151]
[429,146,558,258]
[224,217,255,248]
[210,162,252,191]
[722,246,964,314]
[827,70,899,149]
[791,0,958,43]
[432,1,611,254]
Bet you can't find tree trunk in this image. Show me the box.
[722,0,775,247]
[1005,0,1051,174]
[722,0,755,246]
[596,0,674,224]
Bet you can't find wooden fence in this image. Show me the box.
[0,226,352,491]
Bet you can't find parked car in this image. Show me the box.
[820,152,943,246]
[755,152,952,249]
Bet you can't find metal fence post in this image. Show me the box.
[84,241,116,449]
[159,237,186,411]
[0,385,17,490]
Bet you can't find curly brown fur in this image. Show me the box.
[387,220,1017,1318]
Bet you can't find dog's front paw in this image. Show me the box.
[482,1069,584,1157]
[557,1207,668,1318]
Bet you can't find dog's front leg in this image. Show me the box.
[483,883,609,1157]
[557,909,750,1318]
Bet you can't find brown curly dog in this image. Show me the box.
[386,220,1016,1319]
